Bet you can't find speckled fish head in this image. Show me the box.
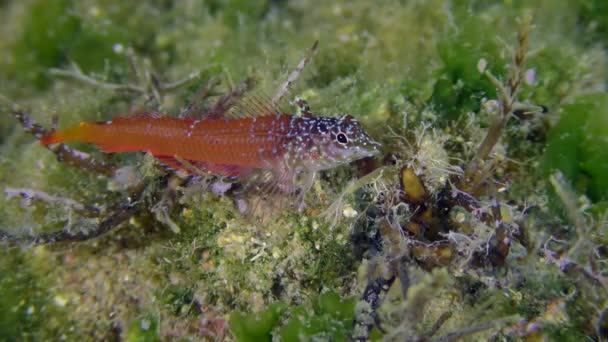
[287,114,381,172]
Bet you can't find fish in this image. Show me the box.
[40,99,381,214]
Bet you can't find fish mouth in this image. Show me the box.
[365,139,382,156]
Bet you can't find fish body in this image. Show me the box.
[41,109,380,218]
[41,113,380,179]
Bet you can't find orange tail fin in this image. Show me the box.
[40,122,95,145]
[40,132,62,145]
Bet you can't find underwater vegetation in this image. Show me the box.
[1,0,607,340]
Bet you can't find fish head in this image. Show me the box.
[302,114,381,171]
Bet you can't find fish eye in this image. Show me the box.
[336,133,348,144]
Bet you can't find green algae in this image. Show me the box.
[430,15,505,120]
[0,248,66,339]
[125,315,160,342]
[230,302,285,342]
[0,0,607,340]
[543,94,608,204]
[230,291,357,341]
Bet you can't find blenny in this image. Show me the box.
[41,97,381,213]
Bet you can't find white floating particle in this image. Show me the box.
[525,68,536,85]
[89,6,100,17]
[477,58,487,73]
[272,250,280,259]
[140,319,151,331]
[54,295,68,307]
[342,205,357,218]
[113,43,124,54]
[455,212,466,223]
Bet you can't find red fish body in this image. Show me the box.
[41,110,380,214]
[42,115,295,176]
[41,113,380,178]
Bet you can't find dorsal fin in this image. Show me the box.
[190,80,287,120]
[196,41,318,121]
[225,90,287,119]
[128,107,165,119]
[193,77,256,120]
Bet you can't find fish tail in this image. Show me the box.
[40,122,96,145]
